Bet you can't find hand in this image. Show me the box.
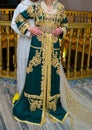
[52,27,63,36]
[28,26,42,36]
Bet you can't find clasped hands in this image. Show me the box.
[28,26,63,36]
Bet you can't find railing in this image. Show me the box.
[0,21,92,79]
[0,8,92,23]
[65,10,92,23]
[61,23,92,79]
[0,21,17,78]
[0,9,14,21]
[0,9,92,79]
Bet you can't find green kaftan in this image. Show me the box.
[13,1,68,125]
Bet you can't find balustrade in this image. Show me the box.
[0,21,17,77]
[0,9,92,23]
[0,9,92,78]
[61,23,92,78]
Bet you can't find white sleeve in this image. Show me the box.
[11,4,31,38]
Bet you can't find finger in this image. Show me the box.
[36,30,42,35]
[32,31,42,36]
[52,31,57,36]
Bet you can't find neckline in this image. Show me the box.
[41,1,57,14]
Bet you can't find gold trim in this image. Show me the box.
[30,44,42,49]
[13,116,42,126]
[46,34,52,110]
[24,92,43,99]
[19,23,30,34]
[40,33,47,125]
[24,92,60,100]
[47,113,69,123]
[14,113,68,126]
[30,44,60,50]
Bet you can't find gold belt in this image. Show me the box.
[40,25,57,34]
[37,33,58,43]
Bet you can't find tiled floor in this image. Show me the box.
[0,77,92,130]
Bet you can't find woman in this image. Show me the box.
[13,0,92,129]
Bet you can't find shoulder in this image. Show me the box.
[57,2,65,9]
[14,2,25,11]
[16,2,24,8]
[14,1,32,13]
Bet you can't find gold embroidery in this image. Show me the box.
[37,33,58,43]
[24,92,60,112]
[26,50,42,73]
[51,52,60,75]
[24,92,43,111]
[40,34,47,124]
[19,23,30,34]
[27,5,35,18]
[15,14,26,23]
[29,99,43,111]
[48,94,60,111]
[57,3,65,20]
[35,3,64,29]
[39,33,60,113]
[24,92,43,99]
[15,14,30,34]
[39,33,59,112]
[46,34,52,110]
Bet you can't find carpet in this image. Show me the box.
[0,77,92,130]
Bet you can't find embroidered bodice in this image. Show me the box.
[15,1,68,35]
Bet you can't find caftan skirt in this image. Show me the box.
[13,35,68,125]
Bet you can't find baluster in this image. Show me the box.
[13,33,17,76]
[88,13,92,23]
[87,30,92,75]
[74,29,80,77]
[67,28,73,78]
[0,26,2,74]
[84,14,88,23]
[6,26,10,75]
[81,29,86,76]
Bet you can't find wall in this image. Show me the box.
[61,0,92,12]
[0,0,20,8]
[0,0,92,11]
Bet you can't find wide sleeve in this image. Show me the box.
[59,4,68,38]
[11,4,30,37]
[15,5,35,34]
[11,5,22,35]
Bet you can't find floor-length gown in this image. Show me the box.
[13,1,68,125]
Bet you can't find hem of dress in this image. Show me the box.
[13,116,42,126]
[47,112,69,123]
